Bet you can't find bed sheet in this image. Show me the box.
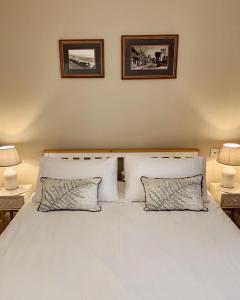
[0,196,240,300]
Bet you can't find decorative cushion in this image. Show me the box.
[141,175,208,211]
[32,157,118,203]
[38,177,102,212]
[124,156,208,202]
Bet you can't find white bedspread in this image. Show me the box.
[1,197,240,300]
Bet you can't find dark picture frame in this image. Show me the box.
[59,39,104,78]
[121,35,178,79]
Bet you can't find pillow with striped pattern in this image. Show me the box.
[38,177,102,212]
[141,175,207,212]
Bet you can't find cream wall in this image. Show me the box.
[0,0,240,188]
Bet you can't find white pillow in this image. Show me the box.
[124,156,207,202]
[32,157,119,203]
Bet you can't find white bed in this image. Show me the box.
[1,149,240,300]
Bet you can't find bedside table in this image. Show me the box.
[209,182,240,227]
[0,184,33,234]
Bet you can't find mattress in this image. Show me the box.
[0,196,240,300]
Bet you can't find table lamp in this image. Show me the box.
[217,143,240,188]
[0,146,21,190]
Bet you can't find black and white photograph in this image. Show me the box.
[68,49,96,70]
[122,35,178,79]
[130,45,169,70]
[59,39,104,78]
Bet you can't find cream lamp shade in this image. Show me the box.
[0,145,21,167]
[217,143,240,166]
[0,146,21,190]
[217,143,240,188]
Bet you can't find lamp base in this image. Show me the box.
[3,167,18,190]
[221,166,236,188]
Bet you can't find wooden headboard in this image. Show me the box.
[43,148,199,159]
[43,149,199,180]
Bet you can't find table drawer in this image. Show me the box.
[221,193,240,208]
[0,197,24,210]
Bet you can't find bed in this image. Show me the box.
[1,149,240,300]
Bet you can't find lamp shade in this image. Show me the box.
[217,143,240,166]
[0,146,21,167]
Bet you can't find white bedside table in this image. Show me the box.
[0,184,33,234]
[209,182,240,227]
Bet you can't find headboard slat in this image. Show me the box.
[43,148,199,159]
[44,148,199,154]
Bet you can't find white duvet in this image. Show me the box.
[1,196,240,300]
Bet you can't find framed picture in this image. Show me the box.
[121,35,178,79]
[59,39,104,78]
